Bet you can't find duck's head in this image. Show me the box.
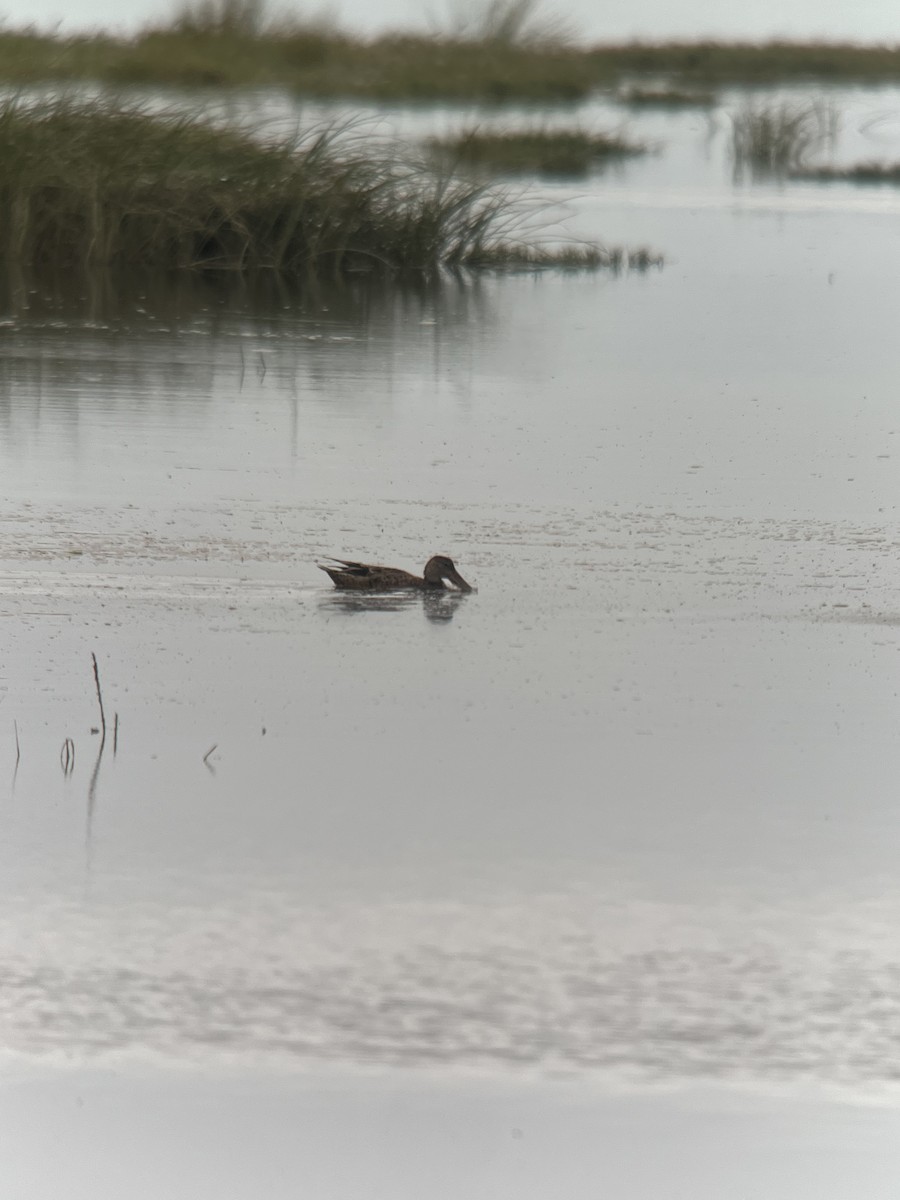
[423,555,473,592]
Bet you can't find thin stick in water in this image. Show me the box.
[113,712,119,756]
[91,652,107,742]
[12,720,21,788]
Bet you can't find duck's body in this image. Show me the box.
[319,555,473,592]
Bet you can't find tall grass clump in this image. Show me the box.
[730,99,837,176]
[0,97,633,281]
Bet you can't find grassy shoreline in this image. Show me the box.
[0,98,657,285]
[2,28,900,99]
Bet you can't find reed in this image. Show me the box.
[430,126,648,177]
[0,97,633,279]
[730,99,837,176]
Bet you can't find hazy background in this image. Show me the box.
[1,0,899,43]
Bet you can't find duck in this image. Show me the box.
[318,555,473,592]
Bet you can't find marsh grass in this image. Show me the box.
[730,100,837,176]
[3,26,900,98]
[618,85,717,108]
[588,41,900,85]
[430,126,648,177]
[0,98,644,282]
[792,160,900,184]
[95,27,593,99]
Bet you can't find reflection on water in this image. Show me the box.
[319,590,470,623]
[0,267,492,343]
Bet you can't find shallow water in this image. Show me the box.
[2,86,900,1193]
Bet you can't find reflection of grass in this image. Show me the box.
[618,86,717,108]
[430,126,648,177]
[730,100,837,176]
[3,27,900,98]
[0,98,651,280]
[793,161,900,184]
[470,244,663,271]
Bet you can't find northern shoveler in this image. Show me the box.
[318,555,473,592]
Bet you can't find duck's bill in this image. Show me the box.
[447,568,474,592]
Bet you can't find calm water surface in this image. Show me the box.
[2,87,900,1196]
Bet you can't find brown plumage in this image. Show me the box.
[318,555,473,592]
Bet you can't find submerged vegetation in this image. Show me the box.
[0,98,653,284]
[730,100,838,176]
[430,126,648,177]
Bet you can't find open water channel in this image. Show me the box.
[1,86,900,1197]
